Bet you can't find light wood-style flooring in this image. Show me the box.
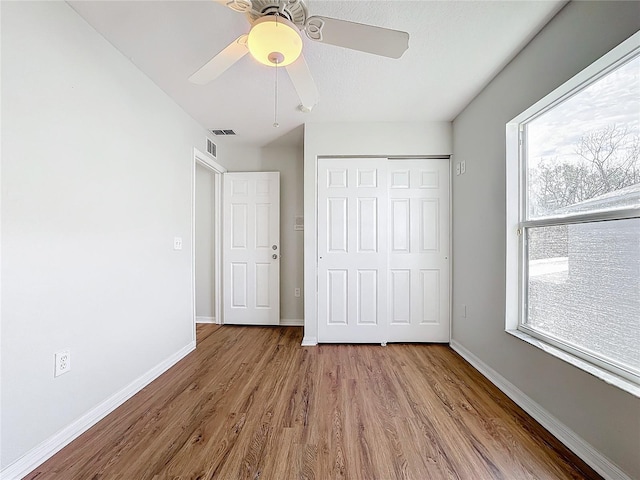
[25,324,601,479]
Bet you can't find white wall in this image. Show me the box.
[303,122,453,344]
[0,1,213,470]
[223,144,305,323]
[195,164,215,321]
[452,2,640,478]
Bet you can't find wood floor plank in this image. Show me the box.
[24,325,602,480]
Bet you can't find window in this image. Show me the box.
[506,32,640,391]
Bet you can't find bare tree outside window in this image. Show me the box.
[531,125,639,216]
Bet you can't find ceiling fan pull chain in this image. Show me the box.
[273,59,280,128]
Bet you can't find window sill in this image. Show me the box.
[506,329,640,398]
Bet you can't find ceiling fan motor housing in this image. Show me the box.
[247,0,308,28]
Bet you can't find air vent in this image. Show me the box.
[210,129,236,136]
[206,138,217,158]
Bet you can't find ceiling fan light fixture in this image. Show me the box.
[247,16,302,67]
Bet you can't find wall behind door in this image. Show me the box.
[222,143,304,324]
[195,163,216,322]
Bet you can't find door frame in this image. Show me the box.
[192,147,227,337]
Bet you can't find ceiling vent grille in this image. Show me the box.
[211,129,236,136]
[206,138,217,158]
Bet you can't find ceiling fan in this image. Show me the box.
[189,0,410,111]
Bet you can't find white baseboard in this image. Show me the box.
[301,336,318,346]
[449,340,631,480]
[196,316,216,324]
[1,341,196,480]
[280,318,304,326]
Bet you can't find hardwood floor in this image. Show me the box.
[25,324,601,479]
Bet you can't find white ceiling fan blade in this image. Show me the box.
[286,54,319,111]
[213,0,253,14]
[304,16,409,59]
[189,35,248,85]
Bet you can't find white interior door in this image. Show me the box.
[317,158,450,343]
[223,172,280,325]
[387,159,450,342]
[318,159,388,343]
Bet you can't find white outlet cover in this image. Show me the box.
[173,237,183,250]
[455,163,461,176]
[460,161,466,174]
[54,350,71,377]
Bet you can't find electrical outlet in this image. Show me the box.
[455,163,461,176]
[54,350,71,377]
[460,161,466,175]
[294,287,301,298]
[173,237,183,250]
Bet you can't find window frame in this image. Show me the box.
[506,31,640,394]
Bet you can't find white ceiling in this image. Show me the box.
[69,0,565,147]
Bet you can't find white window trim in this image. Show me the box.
[506,31,640,397]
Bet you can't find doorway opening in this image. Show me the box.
[192,148,226,340]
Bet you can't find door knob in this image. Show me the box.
[272,254,278,259]
[272,245,278,250]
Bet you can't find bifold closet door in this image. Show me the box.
[317,159,388,343]
[387,159,450,342]
[317,158,450,344]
